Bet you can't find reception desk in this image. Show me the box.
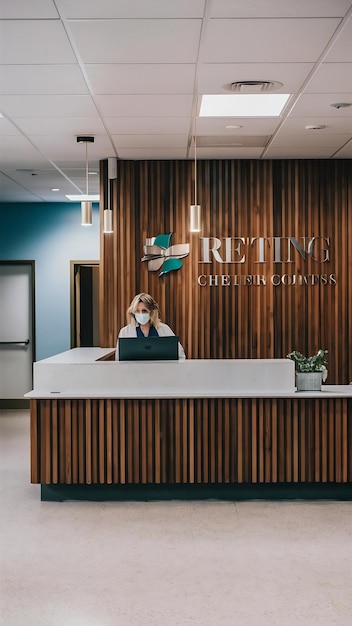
[26,349,352,500]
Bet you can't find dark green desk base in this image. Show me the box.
[41,482,352,502]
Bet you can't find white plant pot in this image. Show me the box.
[296,372,322,392]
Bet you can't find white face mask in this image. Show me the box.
[135,313,150,325]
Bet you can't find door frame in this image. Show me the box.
[0,260,36,409]
[70,260,100,348]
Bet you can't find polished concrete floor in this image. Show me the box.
[1,410,351,626]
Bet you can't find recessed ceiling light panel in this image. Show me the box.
[66,194,100,201]
[200,94,291,117]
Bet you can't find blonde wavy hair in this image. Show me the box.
[127,293,161,327]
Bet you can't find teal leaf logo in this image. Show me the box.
[154,233,172,249]
[160,258,183,276]
[141,232,189,276]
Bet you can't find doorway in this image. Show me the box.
[0,261,35,407]
[70,261,100,348]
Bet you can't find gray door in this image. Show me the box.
[0,262,34,400]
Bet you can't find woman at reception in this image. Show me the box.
[115,292,186,359]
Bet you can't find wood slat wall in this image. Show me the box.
[30,398,352,485]
[100,159,352,383]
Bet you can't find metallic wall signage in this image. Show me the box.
[141,233,336,286]
[142,233,189,276]
[197,235,335,287]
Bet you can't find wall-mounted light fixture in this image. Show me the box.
[103,157,117,234]
[190,118,201,232]
[76,136,95,226]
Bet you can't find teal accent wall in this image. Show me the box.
[0,203,100,360]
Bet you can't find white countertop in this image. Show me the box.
[25,348,352,399]
[25,387,352,399]
[35,347,115,364]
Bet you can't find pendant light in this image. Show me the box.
[103,157,116,234]
[78,136,94,226]
[190,117,201,232]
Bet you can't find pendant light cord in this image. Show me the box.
[194,116,197,206]
[85,141,89,196]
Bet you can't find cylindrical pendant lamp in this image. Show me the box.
[103,208,113,233]
[81,201,92,226]
[79,137,94,225]
[190,204,201,232]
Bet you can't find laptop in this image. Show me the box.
[118,336,179,361]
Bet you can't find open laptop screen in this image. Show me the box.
[118,336,179,361]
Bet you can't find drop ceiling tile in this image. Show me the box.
[0,65,88,95]
[117,148,188,159]
[104,117,190,134]
[0,184,43,202]
[197,146,264,158]
[0,20,76,64]
[334,142,352,157]
[8,169,101,198]
[0,136,53,167]
[28,135,115,161]
[95,95,193,117]
[0,0,59,18]
[270,132,351,147]
[13,117,107,135]
[195,117,281,135]
[0,95,98,117]
[202,18,341,63]
[289,93,352,116]
[52,161,101,170]
[305,63,352,93]
[281,116,352,133]
[324,19,352,62]
[112,134,188,149]
[67,19,202,63]
[58,0,205,18]
[7,169,80,191]
[0,118,22,135]
[85,64,196,95]
[209,0,352,18]
[264,146,338,158]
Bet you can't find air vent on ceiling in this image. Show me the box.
[224,80,283,93]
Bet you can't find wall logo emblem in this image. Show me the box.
[142,232,189,276]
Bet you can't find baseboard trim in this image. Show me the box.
[0,399,29,409]
[41,482,352,502]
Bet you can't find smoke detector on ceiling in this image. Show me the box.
[305,125,326,130]
[330,102,351,109]
[223,80,284,93]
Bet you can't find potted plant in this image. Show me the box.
[286,349,328,391]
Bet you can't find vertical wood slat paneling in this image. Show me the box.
[85,400,92,484]
[51,400,58,484]
[31,398,352,486]
[71,401,78,484]
[100,159,352,385]
[91,401,98,483]
[106,399,112,484]
[30,400,39,483]
[78,400,85,483]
